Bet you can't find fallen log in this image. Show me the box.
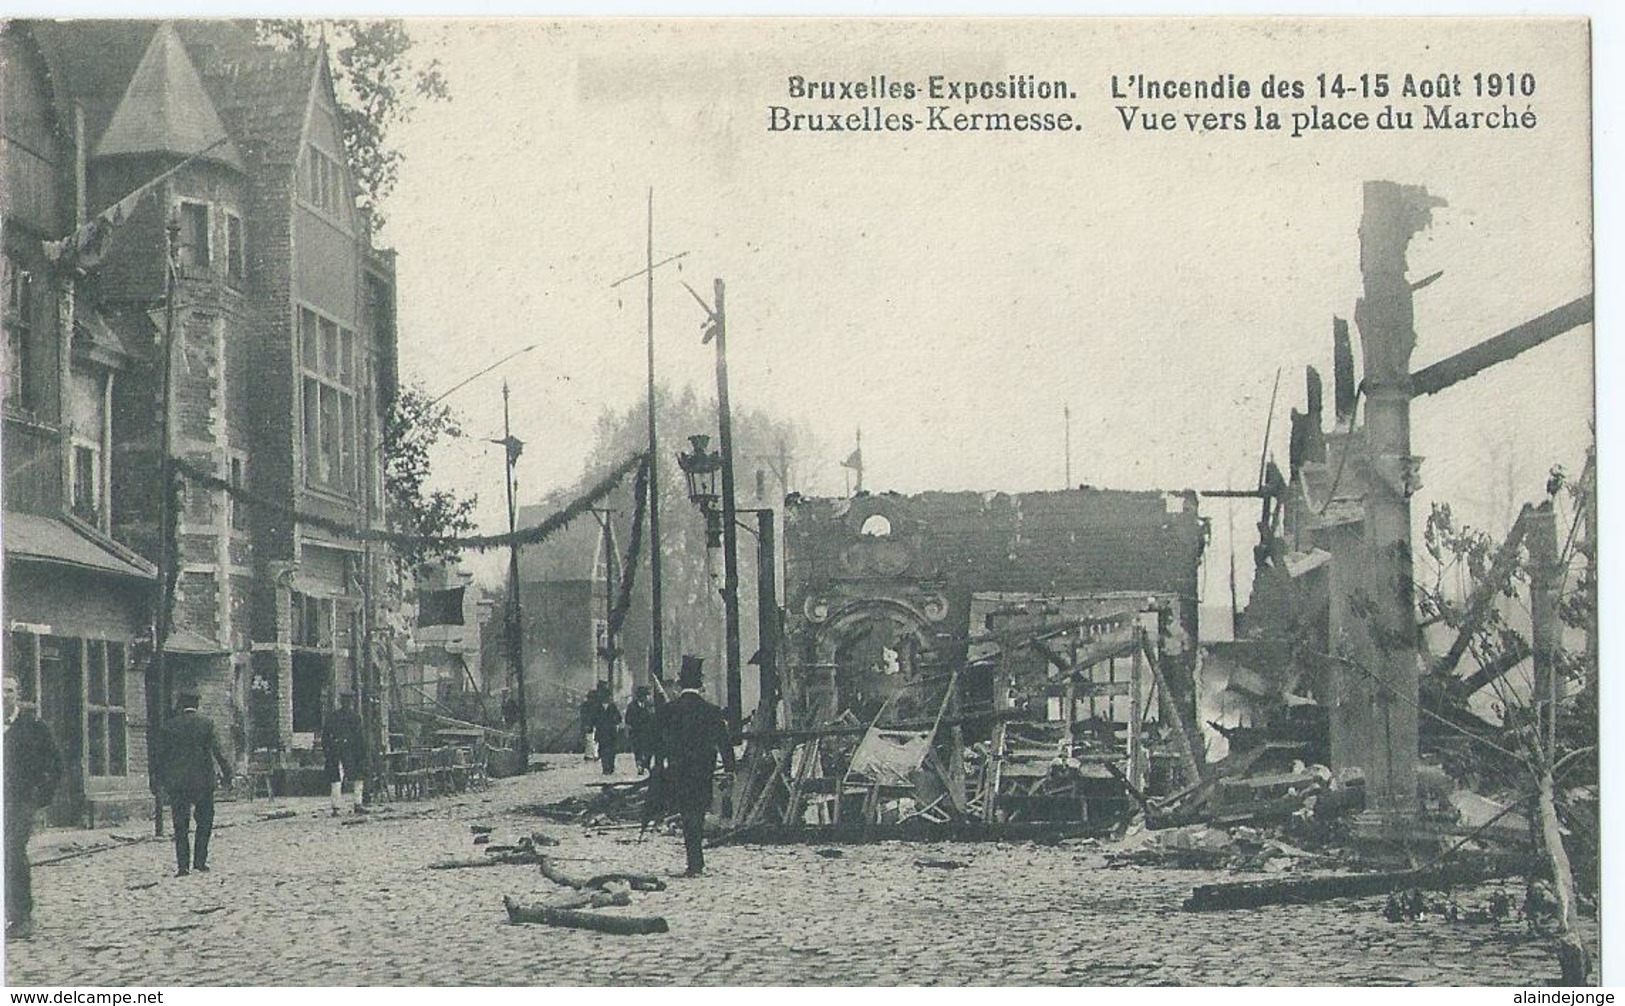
[540,855,667,892]
[428,857,518,870]
[1184,861,1511,911]
[503,895,668,935]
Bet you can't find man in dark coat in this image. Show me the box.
[159,692,232,876]
[322,692,366,815]
[652,656,735,876]
[592,690,622,776]
[624,685,657,774]
[4,675,60,940]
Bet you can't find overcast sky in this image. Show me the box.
[376,18,1593,597]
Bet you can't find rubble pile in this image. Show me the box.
[1107,820,1343,873]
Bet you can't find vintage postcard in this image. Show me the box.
[0,15,1599,989]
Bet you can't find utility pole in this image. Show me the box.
[711,279,743,735]
[1063,404,1072,489]
[500,381,528,761]
[681,276,743,731]
[752,508,779,733]
[644,191,664,688]
[609,191,688,687]
[148,210,182,836]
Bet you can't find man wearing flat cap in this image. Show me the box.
[159,692,232,877]
[652,655,735,876]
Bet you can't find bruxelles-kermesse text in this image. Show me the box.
[768,105,1081,133]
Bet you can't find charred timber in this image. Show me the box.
[1410,294,1593,397]
[710,819,1105,847]
[1184,859,1523,911]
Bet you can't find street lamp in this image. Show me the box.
[677,433,724,548]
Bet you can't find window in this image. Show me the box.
[71,441,100,523]
[299,306,358,495]
[304,146,348,217]
[3,251,34,412]
[292,591,333,649]
[179,201,210,270]
[229,454,248,531]
[225,213,246,287]
[85,639,128,777]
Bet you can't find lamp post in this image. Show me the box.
[681,279,743,734]
[677,433,780,738]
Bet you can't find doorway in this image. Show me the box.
[38,636,84,826]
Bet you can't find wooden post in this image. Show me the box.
[1526,502,1560,757]
[1128,631,1146,792]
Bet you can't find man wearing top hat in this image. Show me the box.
[158,692,232,876]
[652,655,735,876]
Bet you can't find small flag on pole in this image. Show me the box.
[417,586,466,627]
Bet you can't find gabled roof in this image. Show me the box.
[197,44,318,167]
[94,22,245,171]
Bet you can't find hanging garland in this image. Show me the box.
[172,451,647,553]
[607,455,649,639]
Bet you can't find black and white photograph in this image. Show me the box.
[0,15,1602,988]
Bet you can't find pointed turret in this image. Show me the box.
[94,23,244,171]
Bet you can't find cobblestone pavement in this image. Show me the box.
[3,757,1598,986]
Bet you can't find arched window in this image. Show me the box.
[859,514,892,537]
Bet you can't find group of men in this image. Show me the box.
[580,682,660,776]
[3,678,235,939]
[576,657,735,876]
[3,653,736,940]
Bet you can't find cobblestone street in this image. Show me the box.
[3,756,1592,986]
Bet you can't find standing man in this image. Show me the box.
[159,692,231,877]
[625,685,657,774]
[579,686,600,763]
[653,656,735,877]
[322,692,366,815]
[4,675,60,940]
[592,688,622,776]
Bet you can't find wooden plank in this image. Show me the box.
[1184,861,1513,912]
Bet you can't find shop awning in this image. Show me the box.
[3,511,156,581]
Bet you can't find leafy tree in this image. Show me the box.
[255,18,449,227]
[1413,448,1596,983]
[383,381,478,570]
[564,384,823,695]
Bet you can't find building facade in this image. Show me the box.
[4,21,400,815]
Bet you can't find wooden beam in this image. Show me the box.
[1411,295,1593,397]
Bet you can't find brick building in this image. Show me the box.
[4,21,399,815]
[781,488,1209,732]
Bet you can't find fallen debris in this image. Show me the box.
[539,855,666,893]
[429,833,562,869]
[1184,861,1509,911]
[502,895,668,935]
[914,859,969,870]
